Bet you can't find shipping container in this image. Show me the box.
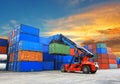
[93,54,98,58]
[49,43,70,55]
[18,50,43,62]
[54,55,74,63]
[42,62,54,70]
[96,43,106,48]
[16,24,39,36]
[16,33,39,43]
[88,44,92,49]
[42,45,49,53]
[16,41,43,52]
[117,64,120,68]
[108,59,117,64]
[98,64,109,69]
[109,64,117,69]
[70,48,75,56]
[96,48,107,54]
[0,63,6,70]
[0,38,8,46]
[16,61,43,72]
[98,54,108,59]
[107,47,112,52]
[43,52,54,61]
[84,45,88,49]
[0,46,7,54]
[39,37,51,45]
[0,54,7,60]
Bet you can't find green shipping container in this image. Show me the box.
[49,43,70,55]
[96,43,106,48]
[93,54,98,58]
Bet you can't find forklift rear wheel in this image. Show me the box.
[82,65,90,74]
[61,65,66,72]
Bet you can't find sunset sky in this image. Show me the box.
[0,0,120,56]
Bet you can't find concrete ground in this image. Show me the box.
[0,69,120,84]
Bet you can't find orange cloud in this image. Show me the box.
[44,2,120,54]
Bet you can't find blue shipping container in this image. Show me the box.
[16,33,39,43]
[54,55,74,63]
[43,53,54,61]
[96,48,107,54]
[43,45,49,52]
[16,41,43,52]
[0,38,8,46]
[116,58,120,64]
[16,61,43,72]
[42,62,54,70]
[16,24,39,36]
[109,64,117,69]
[39,37,51,45]
[84,45,88,49]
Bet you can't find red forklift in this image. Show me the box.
[50,34,98,74]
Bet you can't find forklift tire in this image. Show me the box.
[82,65,90,74]
[61,65,66,72]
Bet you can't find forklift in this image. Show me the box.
[50,34,99,74]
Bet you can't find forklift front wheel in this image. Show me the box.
[61,65,66,72]
[82,65,90,74]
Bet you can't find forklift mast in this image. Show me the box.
[52,34,94,58]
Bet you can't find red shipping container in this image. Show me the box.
[98,59,102,64]
[70,48,75,56]
[98,54,102,59]
[0,46,7,54]
[94,58,98,62]
[92,44,96,49]
[108,59,117,64]
[99,64,109,69]
[108,54,116,59]
[101,59,109,64]
[92,49,96,54]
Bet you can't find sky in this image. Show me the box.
[0,0,120,56]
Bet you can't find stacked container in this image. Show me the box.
[84,43,117,69]
[107,47,117,69]
[39,37,54,70]
[0,38,8,70]
[8,24,43,72]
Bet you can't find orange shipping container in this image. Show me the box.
[108,59,117,64]
[70,48,75,56]
[0,46,7,54]
[98,64,109,69]
[18,50,43,61]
